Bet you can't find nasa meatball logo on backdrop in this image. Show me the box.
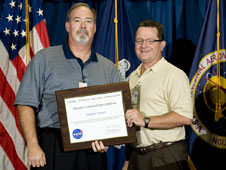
[190,49,226,148]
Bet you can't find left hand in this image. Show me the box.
[92,141,108,153]
[122,161,129,170]
[126,109,145,127]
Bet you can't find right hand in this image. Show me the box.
[27,143,46,167]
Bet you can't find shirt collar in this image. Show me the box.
[135,57,166,76]
[62,40,98,63]
[151,57,166,72]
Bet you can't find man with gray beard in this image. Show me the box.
[14,3,121,170]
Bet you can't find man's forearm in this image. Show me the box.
[17,105,39,146]
[147,111,192,129]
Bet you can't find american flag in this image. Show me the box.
[0,0,49,169]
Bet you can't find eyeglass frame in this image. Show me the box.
[135,38,163,44]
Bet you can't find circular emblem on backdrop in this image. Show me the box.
[118,59,131,80]
[190,50,226,149]
[72,129,83,139]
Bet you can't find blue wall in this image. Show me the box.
[0,0,210,75]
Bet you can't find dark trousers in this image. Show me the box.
[31,128,107,170]
[128,141,190,170]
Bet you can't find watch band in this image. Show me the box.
[144,117,150,128]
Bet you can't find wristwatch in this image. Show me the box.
[144,117,150,128]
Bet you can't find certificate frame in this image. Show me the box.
[56,82,136,151]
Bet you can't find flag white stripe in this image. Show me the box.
[18,27,45,68]
[18,45,27,67]
[30,27,45,54]
[0,97,28,167]
[0,146,14,170]
[17,31,42,66]
[0,40,20,93]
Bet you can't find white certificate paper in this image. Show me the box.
[64,91,128,143]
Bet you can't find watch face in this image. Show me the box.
[144,118,149,128]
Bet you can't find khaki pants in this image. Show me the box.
[128,141,190,170]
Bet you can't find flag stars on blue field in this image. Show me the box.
[20,30,26,37]
[13,30,19,37]
[37,8,43,16]
[1,0,46,58]
[15,16,21,23]
[23,18,29,24]
[6,14,13,22]
[11,43,16,51]
[9,0,16,8]
[3,28,10,36]
[29,6,32,12]
[19,2,23,10]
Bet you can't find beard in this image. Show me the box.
[75,29,89,44]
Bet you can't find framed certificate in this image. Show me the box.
[55,82,136,151]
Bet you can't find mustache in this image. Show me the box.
[76,29,88,35]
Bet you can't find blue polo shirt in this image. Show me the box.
[15,42,121,128]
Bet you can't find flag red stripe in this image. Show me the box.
[0,122,27,170]
[0,69,22,134]
[12,45,35,82]
[30,45,35,60]
[11,55,26,82]
[35,21,50,48]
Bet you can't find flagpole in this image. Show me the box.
[188,155,196,170]
[215,0,223,121]
[114,0,119,68]
[25,0,30,65]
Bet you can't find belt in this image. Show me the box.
[132,140,183,154]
